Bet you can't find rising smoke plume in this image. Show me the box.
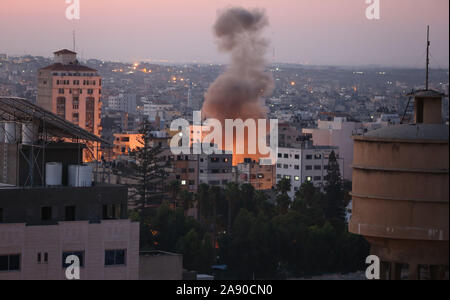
[202,7,274,123]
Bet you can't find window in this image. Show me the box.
[0,208,3,223]
[72,97,79,109]
[37,253,41,264]
[277,164,281,168]
[58,88,64,94]
[314,154,322,159]
[257,174,264,179]
[306,155,313,160]
[294,165,299,170]
[283,154,288,158]
[44,253,48,263]
[72,113,79,124]
[295,155,300,159]
[105,250,126,266]
[305,165,312,170]
[87,89,94,95]
[314,176,322,181]
[294,176,300,181]
[62,251,84,268]
[57,97,66,118]
[306,176,312,182]
[277,153,282,158]
[41,207,52,221]
[65,206,76,221]
[0,254,20,271]
[102,204,121,220]
[181,180,187,185]
[314,165,321,170]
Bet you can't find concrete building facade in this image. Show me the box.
[37,50,102,161]
[276,144,343,198]
[303,117,363,181]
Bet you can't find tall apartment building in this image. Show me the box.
[37,50,102,160]
[276,143,343,199]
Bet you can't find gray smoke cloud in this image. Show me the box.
[202,7,274,122]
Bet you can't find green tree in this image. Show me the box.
[130,122,168,210]
[323,151,346,228]
[276,177,292,195]
[276,193,291,214]
[179,190,194,212]
[224,182,241,234]
[293,182,324,226]
[168,180,181,206]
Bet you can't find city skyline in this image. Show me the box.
[0,0,448,67]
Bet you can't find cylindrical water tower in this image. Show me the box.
[349,90,449,280]
[3,122,21,144]
[45,162,63,186]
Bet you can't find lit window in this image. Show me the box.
[294,176,300,181]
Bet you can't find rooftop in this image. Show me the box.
[407,89,447,98]
[39,63,97,72]
[0,97,108,144]
[355,124,449,142]
[54,49,77,55]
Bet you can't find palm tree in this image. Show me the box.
[224,182,241,234]
[168,180,181,207]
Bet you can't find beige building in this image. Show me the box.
[349,90,449,280]
[37,49,102,161]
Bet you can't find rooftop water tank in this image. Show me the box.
[45,162,63,186]
[68,164,93,187]
[22,122,39,145]
[4,122,21,144]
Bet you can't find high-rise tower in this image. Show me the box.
[37,50,102,161]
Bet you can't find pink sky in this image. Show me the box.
[0,0,448,67]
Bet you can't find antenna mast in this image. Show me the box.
[73,30,76,52]
[425,25,430,90]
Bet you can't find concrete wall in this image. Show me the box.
[349,137,449,267]
[0,220,139,280]
[139,252,183,280]
[0,185,128,225]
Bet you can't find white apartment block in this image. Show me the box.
[107,93,136,114]
[276,145,343,199]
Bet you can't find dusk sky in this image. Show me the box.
[0,0,448,67]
